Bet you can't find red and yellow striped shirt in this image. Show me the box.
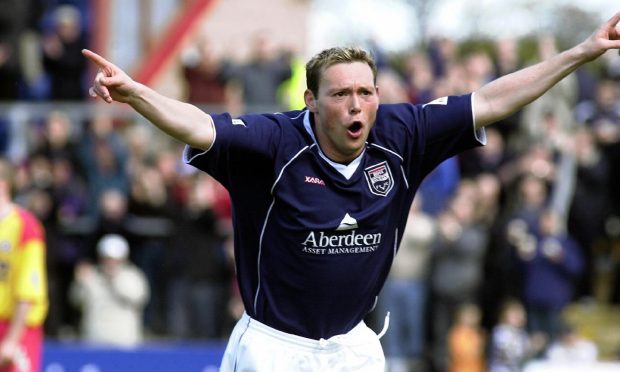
[0,207,48,326]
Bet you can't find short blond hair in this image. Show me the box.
[305,47,377,96]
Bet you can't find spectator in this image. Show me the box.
[12,154,53,210]
[492,37,521,78]
[0,0,30,100]
[514,35,577,154]
[430,182,489,371]
[474,173,502,228]
[448,303,485,372]
[34,110,81,165]
[488,299,545,372]
[276,46,306,111]
[505,173,549,235]
[41,4,87,100]
[497,173,550,307]
[476,172,513,331]
[181,35,228,106]
[221,31,291,110]
[78,114,129,215]
[427,37,458,80]
[69,234,149,347]
[545,323,598,363]
[581,79,620,218]
[165,173,233,340]
[127,161,175,334]
[44,155,88,336]
[576,79,620,140]
[378,197,437,372]
[513,209,584,341]
[463,50,495,92]
[88,187,132,260]
[567,126,612,298]
[403,51,435,104]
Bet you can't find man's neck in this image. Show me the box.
[309,114,357,166]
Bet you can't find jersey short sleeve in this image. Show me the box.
[374,94,485,181]
[183,112,284,189]
[419,94,485,158]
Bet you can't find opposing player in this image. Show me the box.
[83,12,620,371]
[0,158,48,372]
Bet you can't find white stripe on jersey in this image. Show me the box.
[255,144,313,313]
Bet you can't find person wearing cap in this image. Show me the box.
[69,234,149,347]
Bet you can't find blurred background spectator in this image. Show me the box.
[220,30,292,112]
[545,322,598,363]
[378,197,437,372]
[164,172,233,341]
[488,299,547,372]
[69,234,149,347]
[41,4,87,101]
[180,35,228,107]
[429,181,489,371]
[0,0,29,100]
[510,208,584,342]
[447,303,485,372]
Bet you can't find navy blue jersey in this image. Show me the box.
[184,94,485,339]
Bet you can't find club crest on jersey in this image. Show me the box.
[364,161,393,197]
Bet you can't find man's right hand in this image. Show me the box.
[83,49,141,104]
[82,49,215,150]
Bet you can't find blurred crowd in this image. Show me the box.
[2,1,620,371]
[0,0,88,102]
[369,34,620,372]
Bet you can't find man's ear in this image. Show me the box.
[304,89,317,112]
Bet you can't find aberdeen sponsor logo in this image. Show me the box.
[301,230,382,255]
[364,161,393,197]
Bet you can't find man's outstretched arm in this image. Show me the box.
[474,11,620,129]
[83,49,214,150]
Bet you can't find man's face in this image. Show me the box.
[305,62,379,163]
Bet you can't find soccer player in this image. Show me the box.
[0,158,48,372]
[83,12,620,371]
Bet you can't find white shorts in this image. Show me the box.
[219,312,386,372]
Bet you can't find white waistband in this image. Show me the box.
[239,312,389,350]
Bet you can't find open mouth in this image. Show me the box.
[348,121,363,136]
